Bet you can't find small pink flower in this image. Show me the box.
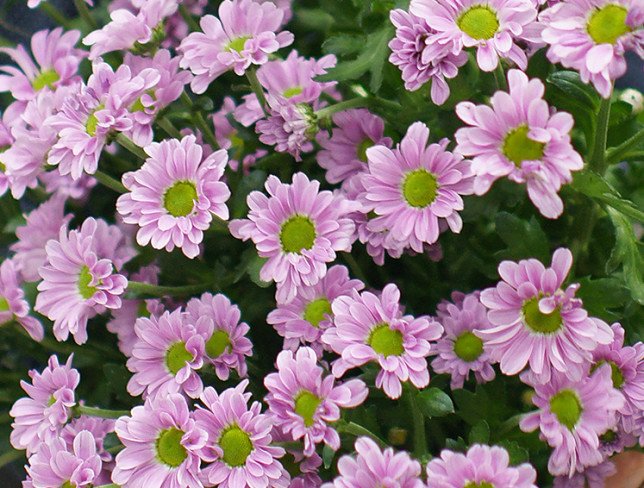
[61,416,116,464]
[265,347,368,456]
[552,461,617,488]
[0,259,43,341]
[323,283,443,399]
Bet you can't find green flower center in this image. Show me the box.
[227,36,251,53]
[61,481,76,488]
[280,215,316,254]
[368,323,404,357]
[283,86,304,98]
[85,104,104,137]
[521,297,563,334]
[219,425,253,467]
[78,265,97,300]
[457,6,499,40]
[294,390,322,427]
[155,427,187,467]
[32,69,60,91]
[549,389,583,430]
[502,125,545,167]
[453,331,484,362]
[587,5,630,45]
[600,429,617,443]
[0,296,10,312]
[591,359,625,389]
[165,341,192,375]
[206,330,231,358]
[163,181,198,217]
[402,169,438,208]
[357,138,375,163]
[464,482,495,488]
[303,298,332,327]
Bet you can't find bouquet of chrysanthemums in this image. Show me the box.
[0,0,642,486]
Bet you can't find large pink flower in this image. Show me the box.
[0,259,43,341]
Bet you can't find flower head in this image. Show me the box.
[552,461,617,488]
[478,248,614,383]
[61,416,116,464]
[323,283,443,399]
[117,135,230,259]
[0,259,44,341]
[265,347,368,456]
[230,173,358,304]
[455,70,583,218]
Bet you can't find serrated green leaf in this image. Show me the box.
[495,212,550,262]
[606,207,644,304]
[576,277,629,319]
[496,440,530,465]
[546,71,599,111]
[468,420,490,445]
[417,387,454,418]
[572,170,644,222]
[322,34,366,56]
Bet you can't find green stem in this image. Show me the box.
[315,98,369,119]
[157,116,182,139]
[605,127,644,165]
[336,420,387,449]
[246,68,269,116]
[493,63,508,92]
[94,170,126,194]
[115,134,147,160]
[73,0,98,30]
[406,386,427,459]
[40,3,72,28]
[589,94,612,175]
[195,112,219,149]
[94,484,120,488]
[342,253,369,285]
[0,449,22,470]
[179,4,201,32]
[77,405,130,419]
[127,280,213,298]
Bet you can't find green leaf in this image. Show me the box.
[576,277,629,319]
[546,71,599,141]
[322,444,335,469]
[417,387,454,418]
[606,207,644,304]
[322,34,366,56]
[495,212,550,262]
[295,8,335,31]
[608,100,634,127]
[496,440,530,465]
[468,420,490,445]
[572,170,644,222]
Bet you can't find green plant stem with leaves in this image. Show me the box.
[589,95,612,175]
[76,405,130,419]
[126,280,215,298]
[246,67,269,116]
[406,386,428,459]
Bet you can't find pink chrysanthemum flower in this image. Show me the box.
[127,308,207,400]
[389,9,468,105]
[35,218,132,345]
[455,69,584,218]
[360,122,473,252]
[271,428,323,488]
[552,461,617,488]
[317,109,393,187]
[0,28,85,101]
[478,248,614,383]
[0,259,44,341]
[323,283,443,399]
[61,416,116,464]
[179,0,294,93]
[230,172,358,304]
[265,347,369,456]
[10,195,72,282]
[194,380,289,488]
[520,367,624,476]
[10,355,80,454]
[46,62,158,180]
[267,265,364,354]
[113,393,207,488]
[540,0,643,98]
[117,135,230,259]
[426,444,538,487]
[185,292,253,381]
[431,291,496,389]
[27,430,102,488]
[322,437,423,488]
[410,0,538,72]
[83,0,178,60]
[0,109,16,196]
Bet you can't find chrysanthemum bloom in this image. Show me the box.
[520,367,625,476]
[0,28,85,101]
[194,380,289,488]
[410,0,538,72]
[230,173,358,304]
[323,283,443,399]
[265,347,369,456]
[0,259,44,341]
[185,292,253,381]
[455,70,584,218]
[46,62,159,180]
[112,393,207,488]
[389,9,468,104]
[540,0,643,98]
[271,428,323,488]
[598,424,637,457]
[426,444,538,487]
[322,437,423,488]
[83,0,178,60]
[552,461,617,488]
[0,109,15,196]
[127,308,207,400]
[179,0,294,94]
[123,50,192,146]
[360,122,473,252]
[267,265,364,354]
[10,195,72,282]
[35,218,132,345]
[61,416,116,464]
[27,430,102,488]
[478,248,614,383]
[10,355,80,454]
[591,322,644,435]
[117,135,230,259]
[317,109,393,187]
[431,291,496,389]
[28,0,92,7]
